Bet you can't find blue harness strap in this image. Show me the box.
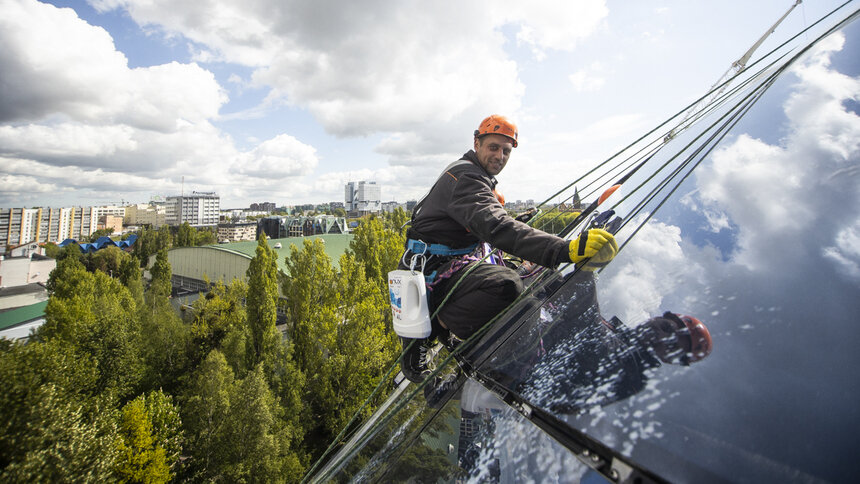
[407,239,478,257]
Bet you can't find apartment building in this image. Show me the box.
[1,205,125,253]
[165,192,220,228]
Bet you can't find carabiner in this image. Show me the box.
[409,253,427,275]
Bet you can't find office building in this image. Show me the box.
[345,181,382,216]
[165,192,220,228]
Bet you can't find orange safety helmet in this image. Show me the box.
[475,114,518,147]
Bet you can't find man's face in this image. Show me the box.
[645,316,693,365]
[474,134,513,176]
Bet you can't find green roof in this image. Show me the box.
[0,300,48,331]
[203,234,354,274]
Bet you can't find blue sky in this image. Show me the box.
[0,0,855,208]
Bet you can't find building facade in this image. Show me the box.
[125,203,167,228]
[166,192,220,228]
[98,215,124,235]
[256,215,348,240]
[249,202,277,212]
[345,181,382,216]
[1,206,120,253]
[217,222,258,242]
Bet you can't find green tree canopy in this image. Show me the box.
[348,214,405,304]
[115,396,171,484]
[149,249,172,300]
[88,245,130,277]
[88,228,116,242]
[245,234,281,369]
[180,351,304,482]
[40,261,144,400]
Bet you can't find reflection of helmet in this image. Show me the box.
[475,114,518,147]
[667,312,712,363]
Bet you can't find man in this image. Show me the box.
[457,270,713,479]
[515,270,713,413]
[398,114,618,384]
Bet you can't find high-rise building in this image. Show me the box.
[345,181,382,215]
[165,191,220,227]
[0,206,109,253]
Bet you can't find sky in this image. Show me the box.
[0,0,856,209]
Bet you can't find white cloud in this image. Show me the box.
[0,0,128,122]
[569,69,606,92]
[507,0,609,58]
[88,0,607,143]
[599,218,689,323]
[234,134,318,178]
[0,123,137,159]
[695,32,860,273]
[0,0,227,129]
[823,219,860,281]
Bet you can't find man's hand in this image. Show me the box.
[568,228,618,270]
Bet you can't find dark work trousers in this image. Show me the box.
[428,261,524,340]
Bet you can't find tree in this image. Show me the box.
[88,228,115,243]
[245,234,281,368]
[156,226,172,252]
[180,351,233,481]
[317,253,398,438]
[347,214,406,328]
[88,245,130,277]
[175,222,194,248]
[382,206,410,234]
[140,390,183,469]
[138,298,190,395]
[280,238,338,376]
[115,397,171,483]
[195,227,217,246]
[179,351,304,482]
[44,242,61,259]
[221,365,303,483]
[532,210,578,234]
[0,340,104,473]
[188,279,248,374]
[149,249,172,300]
[281,238,398,460]
[40,263,144,400]
[0,384,121,483]
[118,255,145,307]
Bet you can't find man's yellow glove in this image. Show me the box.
[569,228,618,271]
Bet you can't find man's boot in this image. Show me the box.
[400,337,434,383]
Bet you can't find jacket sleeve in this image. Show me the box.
[447,170,570,267]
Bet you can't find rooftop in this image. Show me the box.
[203,234,354,274]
